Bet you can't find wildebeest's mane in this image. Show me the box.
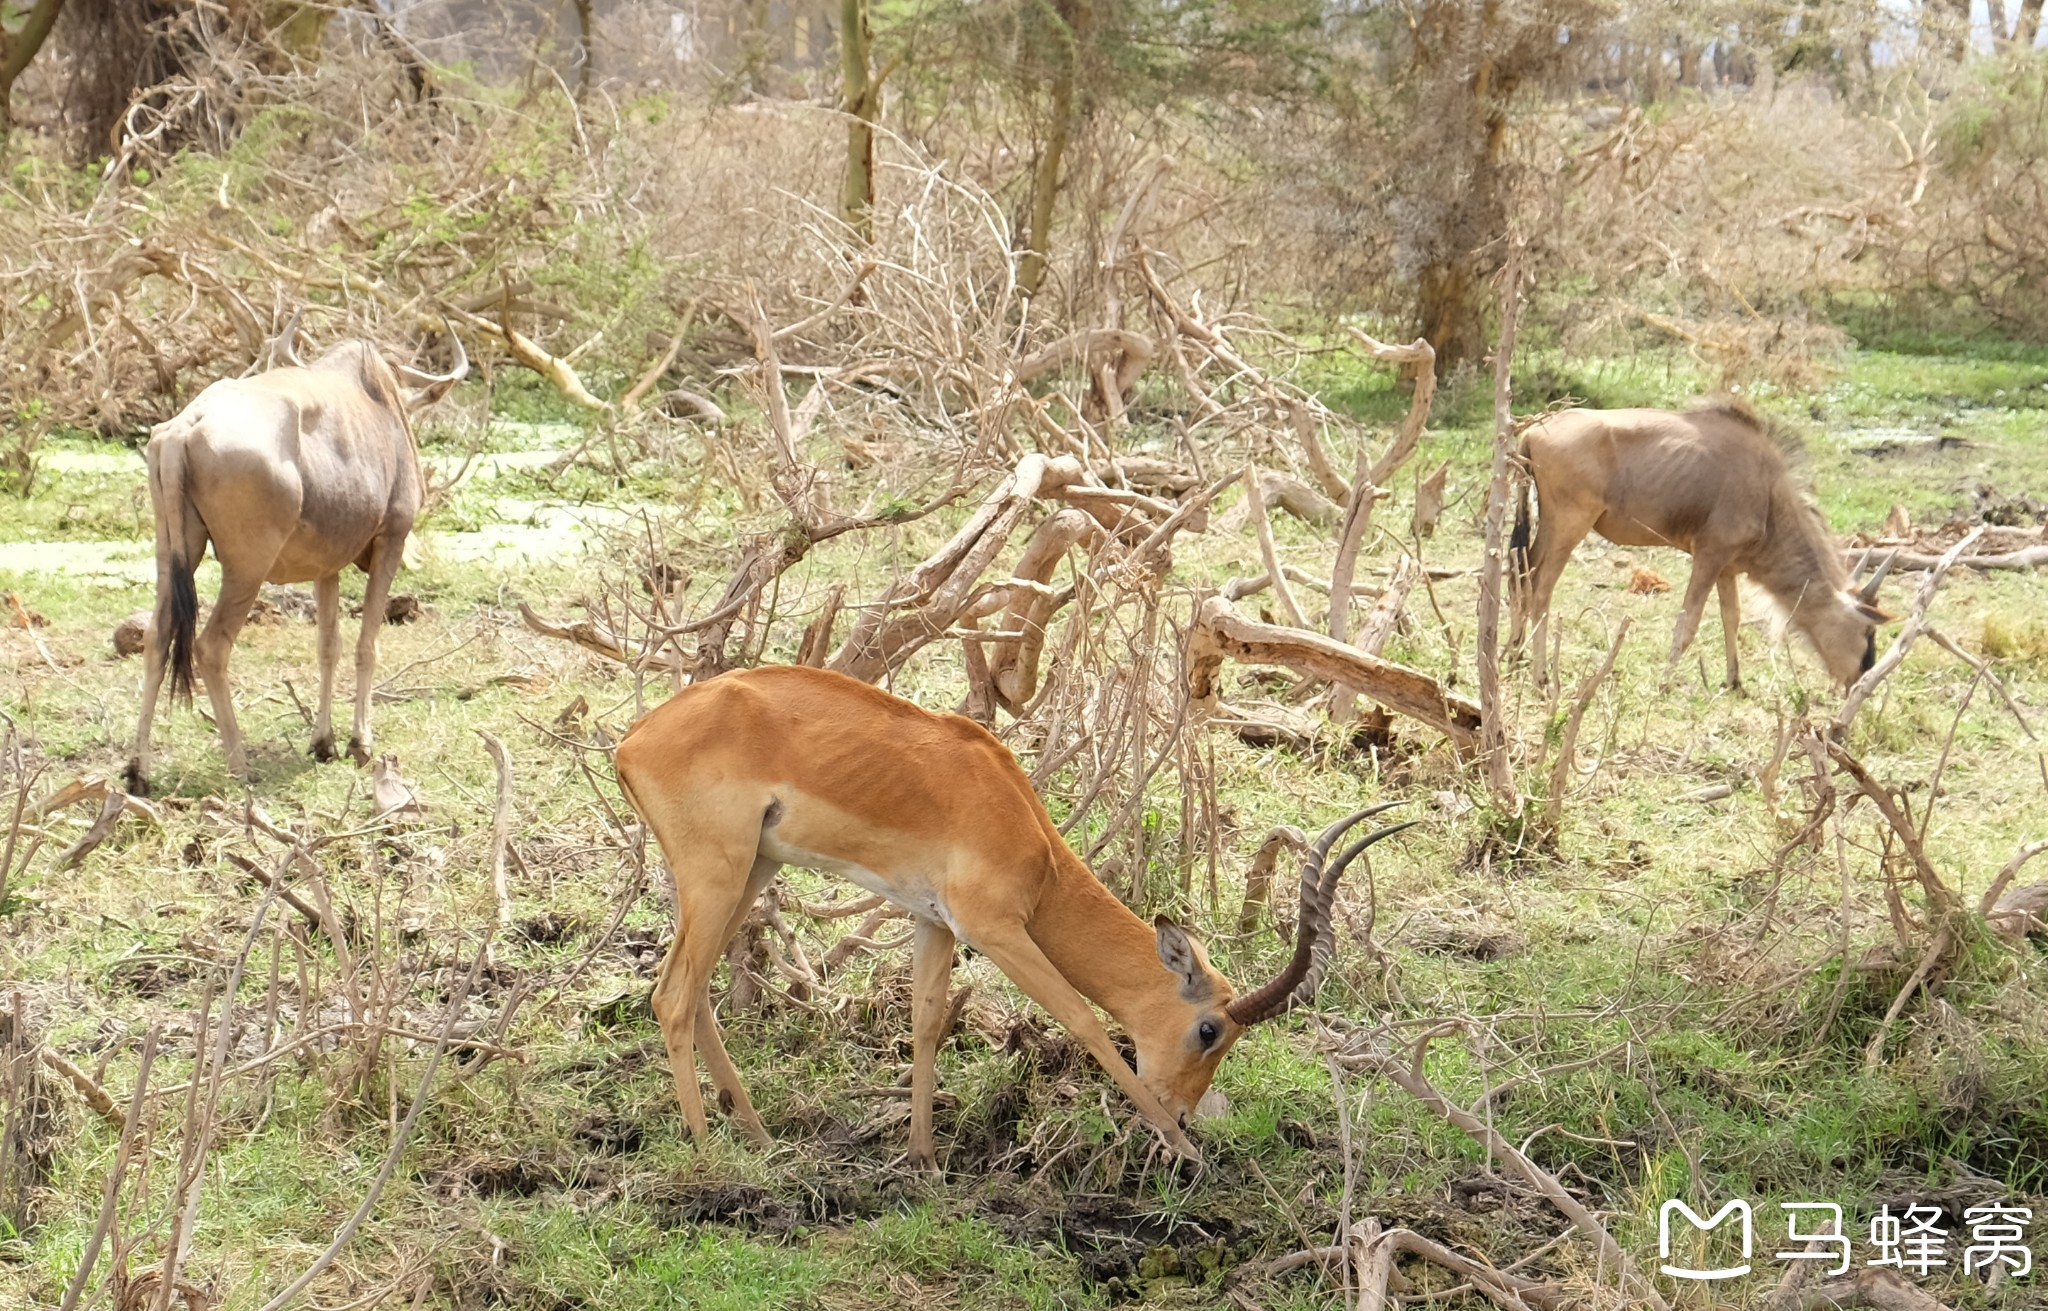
[1684,395,1806,458]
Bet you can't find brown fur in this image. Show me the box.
[127,337,461,794]
[613,665,1259,1167]
[1509,405,1888,689]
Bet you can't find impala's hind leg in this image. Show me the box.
[907,918,957,1172]
[649,835,763,1145]
[691,855,779,1146]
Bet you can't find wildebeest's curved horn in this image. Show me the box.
[276,309,306,369]
[1858,548,1898,603]
[395,317,469,388]
[1225,802,1413,1027]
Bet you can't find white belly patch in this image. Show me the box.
[759,835,955,934]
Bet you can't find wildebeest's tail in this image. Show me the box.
[147,430,203,703]
[1508,442,1534,597]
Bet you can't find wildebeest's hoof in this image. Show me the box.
[348,737,371,767]
[311,736,338,763]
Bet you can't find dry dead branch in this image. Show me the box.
[1338,1027,1671,1311]
[1474,249,1526,806]
[1237,826,1308,935]
[1539,619,1630,834]
[1188,597,1481,749]
[1331,335,1437,649]
[1244,461,1309,630]
[1835,524,1986,732]
[38,1048,124,1131]
[1412,459,1451,539]
[54,790,126,869]
[480,732,515,934]
[1331,555,1423,723]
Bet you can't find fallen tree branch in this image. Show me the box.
[1188,597,1480,749]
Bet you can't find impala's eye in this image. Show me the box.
[1198,1020,1220,1048]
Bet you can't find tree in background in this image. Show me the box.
[0,0,65,144]
[888,0,1322,301]
[841,0,878,241]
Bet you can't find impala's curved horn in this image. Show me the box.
[276,309,306,369]
[395,317,469,394]
[1858,548,1898,604]
[1226,802,1411,1027]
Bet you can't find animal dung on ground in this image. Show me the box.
[113,610,151,656]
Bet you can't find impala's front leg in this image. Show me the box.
[972,924,1198,1159]
[908,918,957,1171]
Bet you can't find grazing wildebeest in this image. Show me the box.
[126,323,466,794]
[1509,402,1893,689]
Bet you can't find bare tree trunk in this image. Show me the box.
[0,0,68,145]
[572,0,594,100]
[839,0,876,242]
[1475,245,1524,808]
[1988,0,2011,43]
[2017,0,2045,47]
[1019,0,1083,299]
[1414,0,1516,375]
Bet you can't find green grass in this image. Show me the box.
[3,338,2046,1310]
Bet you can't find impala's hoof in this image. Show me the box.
[123,762,150,797]
[311,736,338,763]
[347,736,371,767]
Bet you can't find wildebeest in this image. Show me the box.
[126,323,466,794]
[1509,402,1893,689]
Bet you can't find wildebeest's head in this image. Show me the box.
[1800,550,1896,687]
[278,312,468,412]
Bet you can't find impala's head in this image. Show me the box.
[1794,548,1896,688]
[1136,805,1414,1131]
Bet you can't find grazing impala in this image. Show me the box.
[1510,402,1894,689]
[614,664,1409,1167]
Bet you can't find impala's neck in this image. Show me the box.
[1027,844,1183,1031]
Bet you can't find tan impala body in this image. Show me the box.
[1510,404,1892,689]
[127,331,464,793]
[615,664,1407,1167]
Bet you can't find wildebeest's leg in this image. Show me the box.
[1668,551,1731,672]
[197,566,268,778]
[311,574,342,761]
[129,625,170,796]
[1522,503,1598,688]
[347,533,404,764]
[1716,571,1743,690]
[129,435,208,796]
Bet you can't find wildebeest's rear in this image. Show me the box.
[1510,403,1891,689]
[129,331,464,793]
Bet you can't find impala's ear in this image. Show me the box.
[1154,917,1212,1002]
